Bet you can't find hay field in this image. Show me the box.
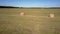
[0,8,60,34]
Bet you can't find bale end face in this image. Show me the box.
[49,14,55,18]
[20,12,25,16]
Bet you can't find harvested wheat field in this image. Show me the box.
[0,8,60,34]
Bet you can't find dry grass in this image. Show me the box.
[0,8,60,34]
